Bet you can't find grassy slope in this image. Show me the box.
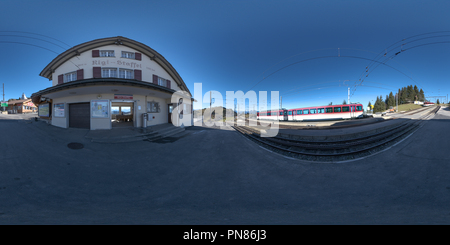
[397,104,425,111]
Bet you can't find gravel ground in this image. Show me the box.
[0,108,449,225]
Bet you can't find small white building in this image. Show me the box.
[31,36,192,130]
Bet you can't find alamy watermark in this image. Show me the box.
[170,83,279,137]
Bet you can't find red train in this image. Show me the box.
[257,103,364,121]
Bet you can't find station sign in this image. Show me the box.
[114,94,133,99]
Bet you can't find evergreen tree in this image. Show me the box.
[373,95,387,113]
[406,85,414,101]
[401,87,407,104]
[373,96,379,112]
[419,89,425,101]
[414,85,419,100]
[342,100,347,105]
[368,101,372,110]
[385,95,389,110]
[437,99,440,104]
[388,92,395,108]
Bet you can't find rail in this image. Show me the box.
[233,106,440,161]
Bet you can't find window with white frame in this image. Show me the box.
[64,71,77,83]
[102,68,117,78]
[119,68,134,79]
[158,77,167,87]
[121,51,135,59]
[100,50,115,57]
[147,101,160,113]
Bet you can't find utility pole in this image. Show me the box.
[209,90,212,122]
[348,87,350,105]
[2,83,4,112]
[396,93,398,113]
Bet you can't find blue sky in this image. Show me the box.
[0,0,449,111]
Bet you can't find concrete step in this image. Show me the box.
[160,127,185,137]
[86,123,186,143]
[168,130,190,138]
[146,126,185,141]
[148,130,191,143]
[92,135,149,143]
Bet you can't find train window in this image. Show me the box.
[297,110,302,115]
[288,111,292,115]
[326,107,333,113]
[334,107,341,112]
[268,112,271,116]
[303,109,309,114]
[342,106,349,112]
[318,108,324,113]
[310,109,316,114]
[356,106,362,111]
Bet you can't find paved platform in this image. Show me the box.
[1,106,450,224]
[253,117,383,127]
[246,106,441,140]
[247,118,409,141]
[85,123,186,143]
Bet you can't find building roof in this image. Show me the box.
[8,99,33,105]
[39,36,191,96]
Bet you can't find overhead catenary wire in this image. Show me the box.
[353,40,450,97]
[0,31,72,48]
[249,55,419,92]
[0,41,61,55]
[354,32,450,97]
[248,33,448,102]
[0,41,81,70]
[363,31,450,71]
[249,47,381,91]
[0,34,69,51]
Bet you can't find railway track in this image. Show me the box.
[233,106,440,162]
[401,105,434,115]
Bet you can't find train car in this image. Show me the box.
[257,103,364,121]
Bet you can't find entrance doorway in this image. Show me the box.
[168,104,173,123]
[69,102,90,129]
[111,102,134,128]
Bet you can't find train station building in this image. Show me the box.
[31,36,193,130]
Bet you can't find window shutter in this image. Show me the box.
[93,67,101,78]
[58,74,63,84]
[134,69,142,81]
[77,69,84,80]
[92,50,99,57]
[153,74,158,85]
[166,80,171,89]
[135,52,141,61]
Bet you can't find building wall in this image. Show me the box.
[50,93,172,129]
[52,45,182,92]
[7,100,36,113]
